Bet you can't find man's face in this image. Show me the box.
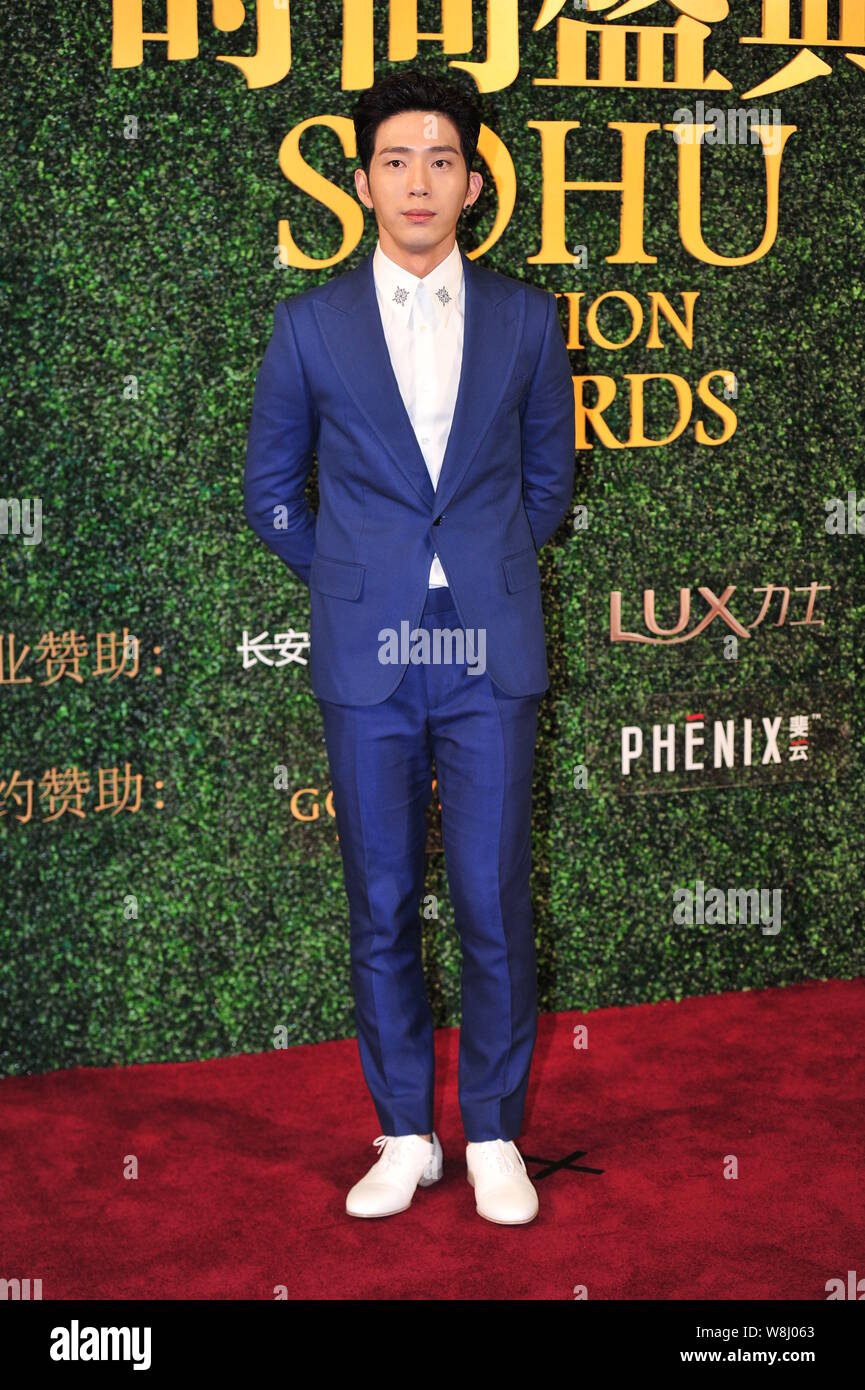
[355,108,480,261]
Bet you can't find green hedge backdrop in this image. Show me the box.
[1,1,863,1077]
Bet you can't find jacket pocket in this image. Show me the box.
[309,552,365,601]
[502,545,540,594]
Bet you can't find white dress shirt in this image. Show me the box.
[372,238,465,588]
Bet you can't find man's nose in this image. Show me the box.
[408,163,431,193]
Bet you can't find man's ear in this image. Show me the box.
[354,168,373,210]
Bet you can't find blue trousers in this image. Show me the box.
[317,585,541,1143]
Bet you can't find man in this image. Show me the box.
[244,69,575,1225]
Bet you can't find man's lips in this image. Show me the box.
[403,211,435,220]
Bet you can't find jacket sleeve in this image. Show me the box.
[520,291,575,552]
[243,298,317,587]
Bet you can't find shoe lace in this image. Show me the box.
[475,1139,526,1177]
[372,1134,420,1169]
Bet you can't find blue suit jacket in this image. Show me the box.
[243,245,575,704]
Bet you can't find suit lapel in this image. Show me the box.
[314,246,524,516]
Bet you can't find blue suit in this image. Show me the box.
[244,246,574,1141]
[244,246,575,704]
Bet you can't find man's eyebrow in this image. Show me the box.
[377,145,460,156]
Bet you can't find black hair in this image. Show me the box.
[353,68,482,183]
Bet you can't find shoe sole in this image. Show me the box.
[473,1207,538,1225]
[346,1203,412,1218]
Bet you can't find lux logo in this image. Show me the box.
[610,581,829,644]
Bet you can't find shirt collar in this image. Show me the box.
[373,239,463,324]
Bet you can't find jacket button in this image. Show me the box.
[432,514,445,526]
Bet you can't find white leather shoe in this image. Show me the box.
[465,1139,539,1224]
[346,1132,443,1218]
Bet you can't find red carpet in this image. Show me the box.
[1,977,862,1300]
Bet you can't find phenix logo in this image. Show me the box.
[622,711,817,774]
[49,1321,151,1371]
